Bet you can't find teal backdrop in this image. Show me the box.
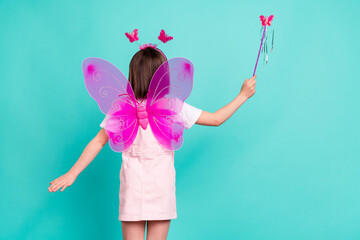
[1,0,359,239]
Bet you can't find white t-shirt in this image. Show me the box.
[100,102,202,130]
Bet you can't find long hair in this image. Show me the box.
[128,47,167,99]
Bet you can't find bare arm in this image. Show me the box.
[196,76,257,126]
[48,128,109,192]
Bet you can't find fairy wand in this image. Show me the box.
[253,15,275,76]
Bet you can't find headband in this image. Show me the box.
[125,29,173,59]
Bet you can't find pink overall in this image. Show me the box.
[119,126,177,221]
[100,101,202,221]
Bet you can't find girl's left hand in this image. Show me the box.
[48,172,77,192]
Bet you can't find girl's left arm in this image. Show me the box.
[48,129,109,192]
[196,75,256,126]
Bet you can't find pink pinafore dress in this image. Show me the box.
[119,125,177,221]
[100,101,202,221]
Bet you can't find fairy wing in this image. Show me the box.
[82,57,138,152]
[146,57,194,151]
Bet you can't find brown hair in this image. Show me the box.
[128,47,167,99]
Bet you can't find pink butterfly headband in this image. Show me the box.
[125,29,173,58]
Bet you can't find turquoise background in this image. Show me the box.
[1,0,359,239]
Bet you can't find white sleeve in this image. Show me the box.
[100,115,110,128]
[179,102,202,129]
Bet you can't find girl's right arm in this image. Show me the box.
[48,128,109,192]
[196,75,257,126]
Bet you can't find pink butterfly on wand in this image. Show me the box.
[82,57,194,152]
[253,14,275,76]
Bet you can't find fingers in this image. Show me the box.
[49,180,64,192]
[240,75,257,98]
[49,182,60,192]
[53,184,62,192]
[50,176,62,185]
[249,76,256,96]
[50,178,57,185]
[61,185,68,192]
[53,182,64,192]
[249,75,257,85]
[246,80,256,88]
[48,182,56,192]
[49,173,76,193]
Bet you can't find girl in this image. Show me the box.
[48,47,256,240]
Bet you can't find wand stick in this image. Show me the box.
[253,26,266,76]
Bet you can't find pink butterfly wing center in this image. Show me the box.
[136,104,149,130]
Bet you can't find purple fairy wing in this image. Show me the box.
[82,57,138,152]
[146,57,194,150]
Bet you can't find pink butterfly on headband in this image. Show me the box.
[158,29,173,43]
[260,15,274,26]
[125,29,139,42]
[82,57,194,152]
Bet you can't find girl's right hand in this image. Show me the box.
[48,172,77,192]
[240,75,257,99]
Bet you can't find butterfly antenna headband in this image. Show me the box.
[125,29,173,52]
